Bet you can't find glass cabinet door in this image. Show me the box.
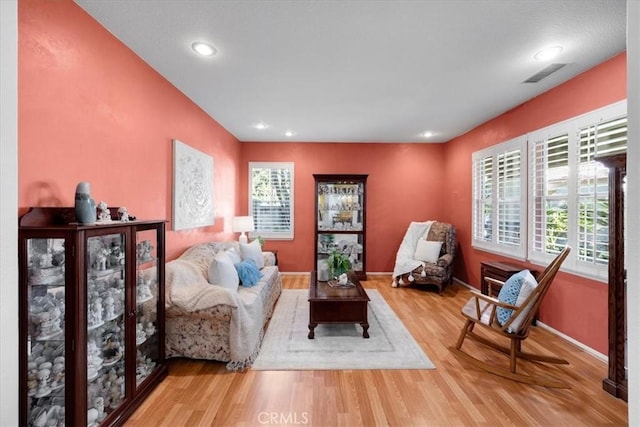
[134,229,159,388]
[316,179,365,279]
[26,238,67,427]
[317,182,364,231]
[86,233,126,425]
[316,233,364,280]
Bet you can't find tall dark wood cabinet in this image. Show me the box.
[19,207,167,426]
[597,153,627,401]
[314,174,367,280]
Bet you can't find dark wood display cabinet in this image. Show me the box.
[314,174,367,281]
[597,153,627,401]
[19,207,167,426]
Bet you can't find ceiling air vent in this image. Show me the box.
[523,63,567,83]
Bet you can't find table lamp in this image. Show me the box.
[232,216,254,244]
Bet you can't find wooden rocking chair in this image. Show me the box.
[453,246,571,388]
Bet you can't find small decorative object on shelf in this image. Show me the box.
[19,207,167,426]
[97,201,112,222]
[75,181,97,224]
[117,206,130,222]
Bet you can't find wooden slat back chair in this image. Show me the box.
[454,246,571,388]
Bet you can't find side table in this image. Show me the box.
[480,261,526,297]
[480,260,539,324]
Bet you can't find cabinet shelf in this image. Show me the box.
[34,330,64,341]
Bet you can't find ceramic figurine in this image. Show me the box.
[87,339,103,378]
[104,295,115,319]
[136,323,147,344]
[117,206,130,222]
[338,273,348,286]
[27,362,38,395]
[35,368,51,397]
[92,297,103,325]
[51,357,65,388]
[97,201,111,222]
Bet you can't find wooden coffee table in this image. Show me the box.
[308,271,370,339]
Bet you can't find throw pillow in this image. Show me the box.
[208,251,239,291]
[495,270,529,326]
[414,240,443,264]
[506,271,539,333]
[225,247,242,264]
[235,258,263,287]
[240,239,264,269]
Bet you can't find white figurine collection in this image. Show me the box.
[30,292,65,340]
[27,341,66,426]
[136,239,153,262]
[96,201,134,223]
[28,234,158,425]
[136,349,156,384]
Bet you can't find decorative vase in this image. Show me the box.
[75,181,96,224]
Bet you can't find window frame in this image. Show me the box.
[248,161,294,240]
[471,136,528,259]
[527,100,627,281]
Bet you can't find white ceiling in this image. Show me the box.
[75,0,626,143]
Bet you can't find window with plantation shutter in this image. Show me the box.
[472,137,527,258]
[472,155,493,243]
[528,101,626,280]
[249,162,294,239]
[576,116,627,265]
[529,132,569,258]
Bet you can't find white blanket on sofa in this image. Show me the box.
[392,221,434,280]
[166,259,264,371]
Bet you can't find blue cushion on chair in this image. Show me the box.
[235,258,262,287]
[496,270,529,325]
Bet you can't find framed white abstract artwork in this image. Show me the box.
[172,139,215,230]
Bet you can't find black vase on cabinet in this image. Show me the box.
[19,207,167,426]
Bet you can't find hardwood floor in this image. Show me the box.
[126,275,628,426]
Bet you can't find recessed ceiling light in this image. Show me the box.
[534,46,563,61]
[284,130,295,137]
[254,122,268,130]
[421,131,433,138]
[191,41,217,57]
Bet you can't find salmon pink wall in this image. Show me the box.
[443,52,627,354]
[18,0,240,261]
[239,143,445,273]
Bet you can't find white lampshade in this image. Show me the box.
[232,216,255,244]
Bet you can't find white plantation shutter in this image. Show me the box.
[530,133,569,257]
[496,149,521,246]
[249,162,294,239]
[576,117,627,265]
[472,154,493,243]
[472,137,526,257]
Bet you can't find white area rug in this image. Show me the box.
[252,289,435,370]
